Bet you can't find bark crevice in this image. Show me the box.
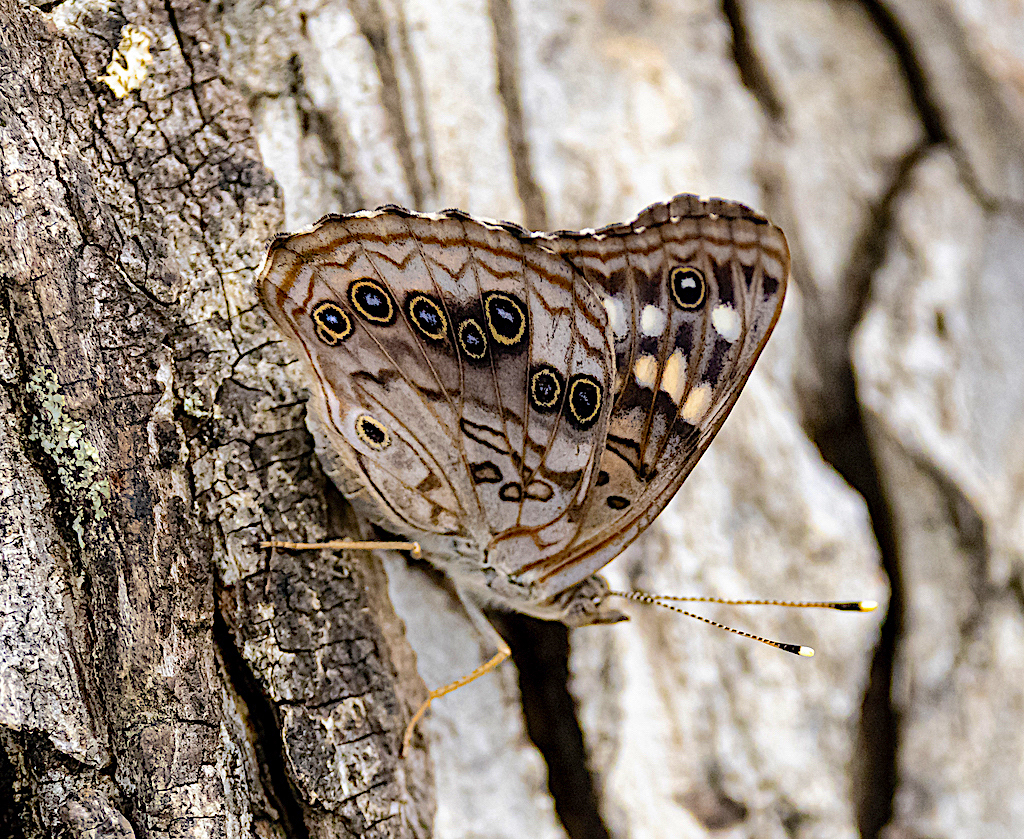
[496,614,611,839]
[487,0,548,229]
[213,608,312,839]
[348,0,428,209]
[720,0,785,124]
[806,145,932,839]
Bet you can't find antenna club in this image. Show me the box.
[831,600,878,611]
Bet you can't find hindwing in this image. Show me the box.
[516,194,789,595]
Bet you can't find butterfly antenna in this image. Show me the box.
[610,590,873,656]
[633,593,878,612]
[261,539,423,558]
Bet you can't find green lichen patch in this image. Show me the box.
[27,366,111,542]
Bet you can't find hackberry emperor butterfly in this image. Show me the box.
[259,193,794,748]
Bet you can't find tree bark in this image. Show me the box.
[1,1,429,836]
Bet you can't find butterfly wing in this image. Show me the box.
[511,195,790,597]
[258,194,787,617]
[258,209,615,585]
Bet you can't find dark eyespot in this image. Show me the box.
[355,414,390,451]
[471,462,502,484]
[458,318,488,360]
[407,293,447,341]
[349,279,397,325]
[607,496,630,510]
[565,374,603,430]
[499,482,522,502]
[669,267,706,310]
[311,301,352,345]
[529,365,564,413]
[596,470,610,486]
[483,292,527,349]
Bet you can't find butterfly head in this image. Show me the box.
[544,573,628,627]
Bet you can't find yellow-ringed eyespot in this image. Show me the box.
[310,301,353,345]
[669,266,706,310]
[564,373,603,431]
[348,278,397,325]
[483,291,527,348]
[529,365,563,413]
[458,318,488,360]
[406,293,448,342]
[355,414,391,451]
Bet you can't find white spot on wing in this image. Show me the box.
[641,305,667,336]
[633,355,658,389]
[681,384,712,423]
[603,296,627,338]
[661,349,687,403]
[712,304,741,343]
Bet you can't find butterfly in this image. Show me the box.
[258,193,791,748]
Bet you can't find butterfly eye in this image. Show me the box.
[355,414,391,451]
[529,366,564,413]
[565,374,603,430]
[458,318,488,360]
[669,267,706,310]
[349,278,397,325]
[407,293,448,341]
[483,292,528,349]
[310,301,353,345]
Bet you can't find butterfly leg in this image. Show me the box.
[261,539,422,557]
[402,587,511,756]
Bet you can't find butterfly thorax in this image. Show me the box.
[340,463,625,624]
[426,536,628,626]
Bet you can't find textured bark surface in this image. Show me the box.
[0,1,429,836]
[2,1,1022,838]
